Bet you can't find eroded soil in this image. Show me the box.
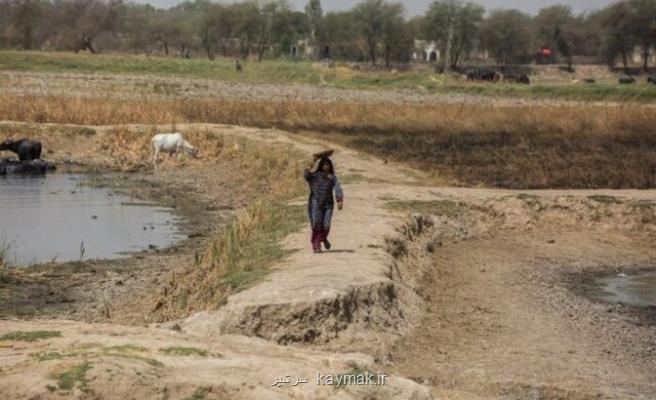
[1,123,656,399]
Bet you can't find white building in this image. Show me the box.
[413,40,440,62]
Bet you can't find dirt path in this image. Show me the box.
[1,124,656,399]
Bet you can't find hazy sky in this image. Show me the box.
[136,0,617,15]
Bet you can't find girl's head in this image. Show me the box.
[316,157,334,174]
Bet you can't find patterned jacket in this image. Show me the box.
[304,170,344,208]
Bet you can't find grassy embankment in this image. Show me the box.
[1,51,656,102]
[1,95,656,189]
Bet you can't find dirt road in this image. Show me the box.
[1,124,655,399]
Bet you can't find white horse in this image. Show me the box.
[151,133,199,164]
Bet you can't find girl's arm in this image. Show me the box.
[304,158,319,182]
[334,177,344,209]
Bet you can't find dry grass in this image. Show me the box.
[158,204,306,320]
[79,125,308,318]
[154,140,308,319]
[0,236,12,269]
[1,95,654,136]
[2,95,656,188]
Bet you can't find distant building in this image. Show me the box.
[413,40,440,62]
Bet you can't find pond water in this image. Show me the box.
[590,272,656,308]
[0,174,184,266]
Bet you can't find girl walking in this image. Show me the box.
[304,153,343,253]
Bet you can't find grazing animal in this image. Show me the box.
[583,78,596,84]
[0,138,42,161]
[505,74,531,84]
[235,59,242,73]
[466,68,499,82]
[618,75,636,84]
[0,159,55,175]
[151,133,199,164]
[648,75,656,85]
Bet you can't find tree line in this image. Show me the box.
[1,0,655,70]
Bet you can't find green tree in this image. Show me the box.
[123,4,156,54]
[535,5,576,69]
[252,0,291,62]
[353,0,386,66]
[569,11,603,58]
[0,0,10,47]
[11,0,45,49]
[354,0,406,66]
[481,9,534,67]
[424,0,483,70]
[49,0,125,53]
[200,2,221,59]
[627,0,656,71]
[381,2,412,66]
[305,0,325,47]
[600,1,636,70]
[324,11,359,60]
[273,10,307,56]
[233,1,259,59]
[151,9,184,56]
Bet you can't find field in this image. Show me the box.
[1,93,655,189]
[2,51,656,102]
[1,52,656,400]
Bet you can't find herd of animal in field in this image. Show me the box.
[465,67,656,86]
[0,133,199,175]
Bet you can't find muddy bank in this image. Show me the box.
[0,167,221,323]
[0,123,297,324]
[568,267,656,327]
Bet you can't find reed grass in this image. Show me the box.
[154,137,307,319]
[2,94,655,188]
[0,236,13,269]
[1,95,654,137]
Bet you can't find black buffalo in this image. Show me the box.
[466,68,499,82]
[0,139,42,161]
[505,74,531,84]
[618,75,636,84]
[0,159,55,175]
